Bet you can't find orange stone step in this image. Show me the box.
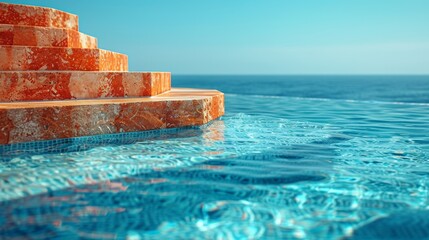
[0,24,97,48]
[0,46,128,71]
[0,71,171,101]
[0,2,78,30]
[0,88,225,144]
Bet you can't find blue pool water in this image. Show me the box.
[1,75,429,239]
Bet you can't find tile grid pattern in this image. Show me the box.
[0,125,202,157]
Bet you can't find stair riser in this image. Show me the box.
[0,3,226,146]
[0,24,97,48]
[0,46,128,71]
[0,72,171,101]
[0,91,224,144]
[0,3,78,30]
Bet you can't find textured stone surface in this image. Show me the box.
[0,46,128,71]
[0,2,78,30]
[0,3,226,145]
[0,89,225,144]
[0,24,97,48]
[0,71,171,101]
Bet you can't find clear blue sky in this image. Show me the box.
[5,0,429,74]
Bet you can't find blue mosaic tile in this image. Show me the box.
[0,126,202,158]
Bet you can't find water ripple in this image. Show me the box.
[0,114,331,202]
[1,91,429,239]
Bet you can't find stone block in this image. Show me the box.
[0,24,97,48]
[0,2,79,30]
[0,46,128,71]
[0,89,225,144]
[0,71,171,101]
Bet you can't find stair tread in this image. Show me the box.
[0,89,225,144]
[0,2,79,30]
[0,24,97,48]
[0,88,220,108]
[0,46,128,71]
[0,71,171,101]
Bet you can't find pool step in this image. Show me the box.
[0,3,225,145]
[0,46,128,71]
[0,24,97,48]
[0,2,79,30]
[0,89,224,144]
[0,71,171,101]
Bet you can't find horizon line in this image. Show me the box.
[171,73,429,76]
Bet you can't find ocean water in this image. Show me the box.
[1,75,429,239]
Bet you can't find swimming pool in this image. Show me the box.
[1,76,429,239]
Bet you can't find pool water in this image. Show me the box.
[1,76,429,239]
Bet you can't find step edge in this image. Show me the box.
[0,89,223,109]
[0,2,79,18]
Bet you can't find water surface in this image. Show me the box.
[1,75,429,239]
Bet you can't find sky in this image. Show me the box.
[5,0,429,74]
